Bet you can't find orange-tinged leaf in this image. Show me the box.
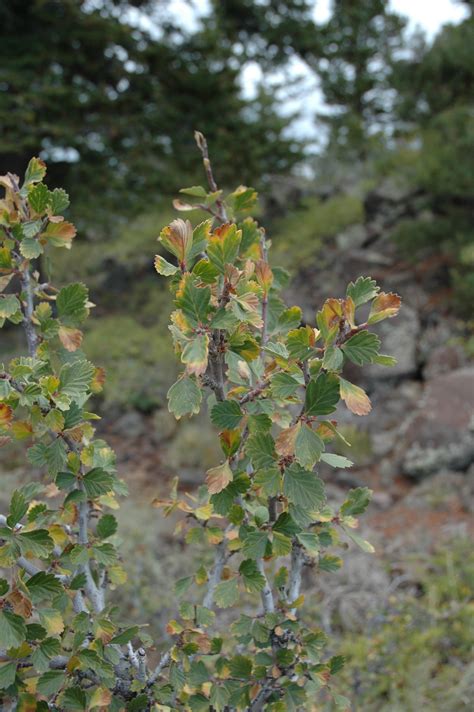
[368,292,401,324]
[343,296,356,328]
[0,403,13,428]
[255,259,273,292]
[58,326,83,352]
[42,221,77,248]
[90,367,106,394]
[339,378,372,416]
[159,218,193,264]
[206,461,233,494]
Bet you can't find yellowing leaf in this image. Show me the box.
[39,608,64,635]
[339,378,371,416]
[154,254,178,276]
[11,420,33,440]
[0,403,13,429]
[206,461,233,494]
[90,686,112,708]
[368,292,401,324]
[181,333,209,376]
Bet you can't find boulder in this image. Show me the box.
[367,304,420,379]
[402,368,474,479]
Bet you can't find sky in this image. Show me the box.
[147,0,469,140]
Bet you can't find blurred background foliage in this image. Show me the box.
[1,1,473,708]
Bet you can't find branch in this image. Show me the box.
[287,542,304,615]
[20,263,39,357]
[203,532,229,610]
[256,558,275,614]
[194,131,227,223]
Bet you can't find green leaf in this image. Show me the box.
[0,294,21,319]
[254,467,281,496]
[287,326,314,360]
[322,345,344,371]
[96,513,118,539]
[296,532,320,554]
[272,512,300,537]
[49,188,70,215]
[319,555,343,572]
[31,637,61,673]
[0,661,16,690]
[56,283,89,325]
[82,468,114,498]
[20,236,43,258]
[207,223,241,273]
[246,432,276,470]
[295,424,324,469]
[340,487,372,517]
[18,529,54,558]
[109,626,139,645]
[7,490,28,527]
[270,372,300,399]
[214,578,239,609]
[239,559,265,593]
[271,531,292,556]
[341,526,375,553]
[28,183,49,213]
[56,470,76,490]
[0,379,12,400]
[241,530,268,559]
[180,185,207,198]
[37,670,66,696]
[320,453,353,469]
[0,610,26,648]
[27,572,63,602]
[373,353,397,367]
[167,375,202,419]
[346,276,379,307]
[342,330,380,366]
[91,542,116,565]
[0,578,8,596]
[176,274,211,325]
[45,438,68,474]
[211,400,243,430]
[283,464,326,510]
[59,360,95,398]
[305,373,340,416]
[228,654,253,679]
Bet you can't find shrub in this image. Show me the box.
[0,136,400,709]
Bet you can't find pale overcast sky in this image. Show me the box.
[158,0,469,140]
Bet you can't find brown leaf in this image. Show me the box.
[340,378,372,416]
[275,423,300,458]
[7,589,33,618]
[368,292,401,324]
[58,326,83,352]
[205,461,233,494]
